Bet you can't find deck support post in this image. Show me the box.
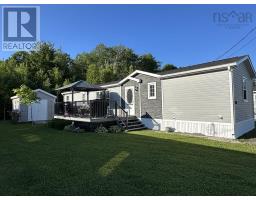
[87,91,89,102]
[71,88,74,115]
[115,102,117,117]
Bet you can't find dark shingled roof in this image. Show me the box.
[158,55,247,75]
[56,80,105,91]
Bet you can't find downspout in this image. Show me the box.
[228,66,236,137]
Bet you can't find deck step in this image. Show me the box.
[126,126,147,131]
[117,116,146,131]
[118,120,142,125]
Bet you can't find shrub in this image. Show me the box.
[64,124,75,131]
[165,127,175,132]
[72,127,83,133]
[48,119,71,130]
[95,124,108,134]
[108,125,123,133]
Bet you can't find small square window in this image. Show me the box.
[148,82,156,99]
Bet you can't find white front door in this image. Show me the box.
[125,86,135,116]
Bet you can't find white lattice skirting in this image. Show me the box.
[140,118,254,139]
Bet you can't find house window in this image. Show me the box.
[148,82,156,99]
[96,92,102,99]
[105,91,110,99]
[243,77,248,101]
[66,95,69,102]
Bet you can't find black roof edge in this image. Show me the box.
[158,55,248,76]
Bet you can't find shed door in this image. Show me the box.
[125,86,135,116]
[28,100,48,121]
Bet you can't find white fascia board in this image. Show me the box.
[237,56,256,78]
[134,70,161,78]
[61,91,84,96]
[101,84,117,88]
[101,70,160,88]
[10,95,19,100]
[61,91,72,95]
[161,63,235,78]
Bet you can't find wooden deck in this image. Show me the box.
[54,115,117,123]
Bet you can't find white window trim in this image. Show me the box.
[148,82,157,99]
[243,76,248,102]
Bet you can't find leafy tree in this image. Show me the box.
[137,53,160,72]
[63,79,71,86]
[75,44,160,83]
[86,64,101,84]
[72,53,90,81]
[161,64,177,71]
[0,61,22,120]
[100,66,116,83]
[13,85,39,124]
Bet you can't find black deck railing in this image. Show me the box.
[54,99,128,124]
[55,100,109,118]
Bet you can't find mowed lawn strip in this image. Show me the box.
[0,121,256,195]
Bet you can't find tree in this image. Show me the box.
[72,53,90,81]
[74,44,160,83]
[137,54,160,72]
[161,64,177,71]
[0,61,22,120]
[13,85,39,124]
[100,66,116,83]
[86,64,101,84]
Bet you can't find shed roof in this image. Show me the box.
[11,89,56,100]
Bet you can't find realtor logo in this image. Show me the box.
[213,10,253,29]
[2,6,40,51]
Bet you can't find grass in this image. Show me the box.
[1,122,256,195]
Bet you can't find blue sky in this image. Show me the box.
[1,4,256,68]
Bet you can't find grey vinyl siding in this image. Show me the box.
[19,104,28,122]
[254,93,256,117]
[136,74,162,119]
[47,99,55,120]
[233,62,254,122]
[120,74,162,118]
[162,69,231,123]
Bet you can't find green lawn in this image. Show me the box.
[1,122,256,195]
